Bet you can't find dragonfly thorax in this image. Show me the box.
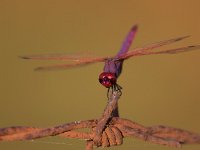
[99,72,117,88]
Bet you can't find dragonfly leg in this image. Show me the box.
[106,83,122,99]
[113,83,123,96]
[115,83,122,96]
[107,87,110,99]
[107,86,114,99]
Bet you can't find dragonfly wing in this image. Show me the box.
[20,53,106,62]
[118,36,190,59]
[35,62,89,71]
[117,25,138,56]
[20,54,80,61]
[146,45,200,55]
[34,57,107,71]
[118,45,200,58]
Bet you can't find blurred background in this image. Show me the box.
[0,0,200,150]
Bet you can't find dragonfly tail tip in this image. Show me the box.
[132,24,138,31]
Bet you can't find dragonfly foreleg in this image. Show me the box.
[106,83,122,99]
[113,83,122,96]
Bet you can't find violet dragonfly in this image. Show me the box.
[21,25,200,96]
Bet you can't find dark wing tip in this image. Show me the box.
[19,56,30,59]
[176,35,190,41]
[34,67,44,71]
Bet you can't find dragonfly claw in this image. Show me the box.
[107,84,122,99]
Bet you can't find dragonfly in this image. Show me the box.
[21,25,200,97]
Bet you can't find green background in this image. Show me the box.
[0,0,200,150]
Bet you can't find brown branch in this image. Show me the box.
[0,91,200,150]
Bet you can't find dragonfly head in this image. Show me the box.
[99,72,117,88]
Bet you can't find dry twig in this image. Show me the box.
[0,91,200,149]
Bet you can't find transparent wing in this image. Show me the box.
[33,56,108,71]
[119,45,200,58]
[34,61,95,71]
[20,54,108,71]
[137,45,200,55]
[117,36,190,59]
[20,53,107,62]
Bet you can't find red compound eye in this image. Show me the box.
[99,72,117,88]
